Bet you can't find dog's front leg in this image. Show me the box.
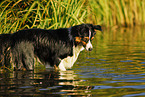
[46,56,65,71]
[54,58,66,71]
[52,57,66,71]
[58,60,66,71]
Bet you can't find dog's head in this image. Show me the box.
[71,24,102,51]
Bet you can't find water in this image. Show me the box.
[1,27,145,97]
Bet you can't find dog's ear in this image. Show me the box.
[94,25,102,32]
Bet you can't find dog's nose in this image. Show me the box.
[88,48,93,51]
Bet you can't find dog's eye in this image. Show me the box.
[83,37,89,41]
[93,32,96,35]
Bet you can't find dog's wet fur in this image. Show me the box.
[0,24,102,71]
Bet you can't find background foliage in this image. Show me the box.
[0,0,145,34]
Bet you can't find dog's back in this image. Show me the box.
[11,28,73,67]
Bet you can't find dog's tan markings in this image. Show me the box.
[75,37,82,44]
[91,37,94,40]
[82,41,87,46]
[75,36,93,46]
[83,37,89,41]
[94,29,98,32]
[75,37,91,46]
[54,65,58,70]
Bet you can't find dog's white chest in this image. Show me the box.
[58,46,84,71]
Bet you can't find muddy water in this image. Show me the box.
[1,27,145,96]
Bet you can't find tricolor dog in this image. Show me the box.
[0,24,102,71]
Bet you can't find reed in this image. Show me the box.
[0,0,86,34]
[0,0,145,34]
[88,0,145,27]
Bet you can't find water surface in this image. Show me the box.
[1,27,145,96]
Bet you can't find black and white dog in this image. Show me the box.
[0,24,102,71]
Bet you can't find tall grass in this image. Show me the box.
[88,0,145,27]
[0,0,86,34]
[0,0,145,34]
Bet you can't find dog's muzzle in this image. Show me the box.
[85,40,93,51]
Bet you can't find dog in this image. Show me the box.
[0,34,12,68]
[0,24,102,71]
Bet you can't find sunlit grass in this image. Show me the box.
[0,0,86,34]
[89,0,145,27]
[0,0,145,34]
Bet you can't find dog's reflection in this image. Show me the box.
[0,69,94,96]
[34,69,94,96]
